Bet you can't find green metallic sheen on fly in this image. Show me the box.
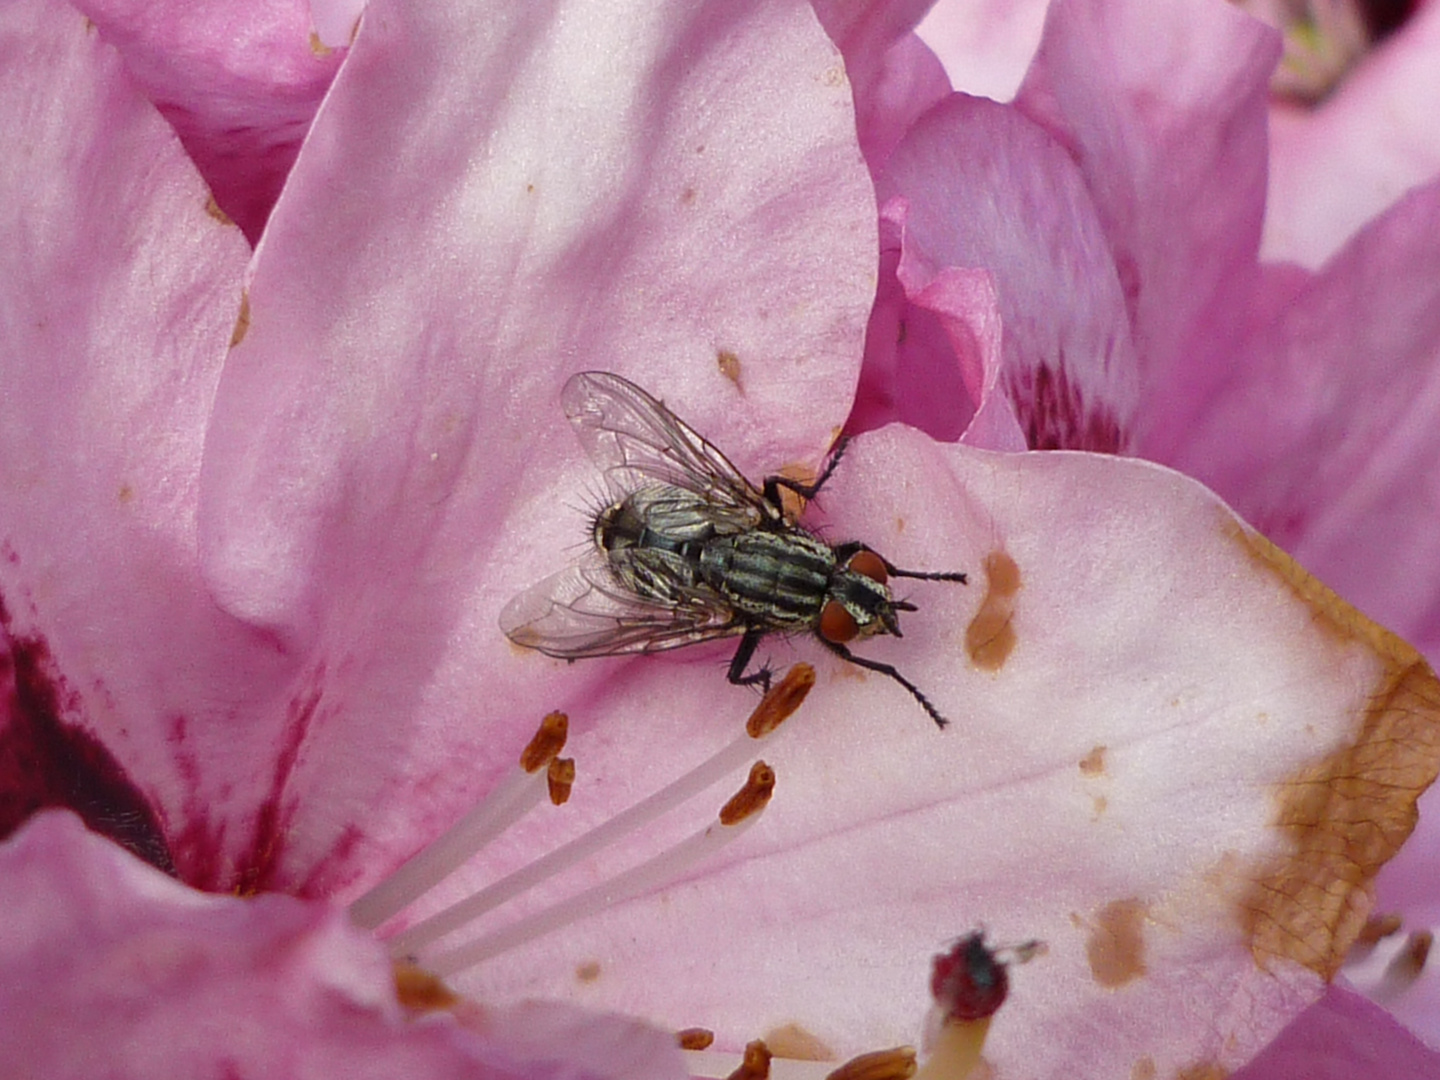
[500,371,966,728]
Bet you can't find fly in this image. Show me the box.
[500,371,967,728]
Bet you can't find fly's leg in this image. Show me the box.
[726,625,772,693]
[762,437,850,512]
[822,640,949,730]
[832,542,968,584]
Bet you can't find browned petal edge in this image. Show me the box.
[204,194,235,227]
[1229,522,1440,977]
[229,290,251,347]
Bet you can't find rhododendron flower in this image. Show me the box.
[3,0,1440,1079]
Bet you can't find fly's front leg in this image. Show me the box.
[822,639,949,730]
[727,625,772,693]
[762,437,850,513]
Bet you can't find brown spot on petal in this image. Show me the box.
[308,30,333,57]
[1175,1064,1227,1080]
[117,483,135,505]
[966,551,1020,671]
[1231,528,1440,978]
[229,291,251,347]
[718,349,742,387]
[763,1024,834,1061]
[393,963,458,1012]
[1388,930,1433,983]
[1131,1057,1157,1080]
[574,959,601,983]
[204,195,234,227]
[1085,899,1148,987]
[1079,745,1106,777]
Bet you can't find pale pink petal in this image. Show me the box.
[0,0,265,871]
[0,812,686,1080]
[420,431,1438,1078]
[197,0,877,892]
[73,0,344,240]
[1264,0,1440,268]
[915,0,1051,102]
[1015,0,1280,458]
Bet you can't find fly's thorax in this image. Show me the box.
[695,528,836,627]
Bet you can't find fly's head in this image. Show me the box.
[818,548,915,646]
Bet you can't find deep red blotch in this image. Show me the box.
[0,594,174,875]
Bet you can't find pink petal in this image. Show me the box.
[73,0,344,240]
[196,0,877,891]
[425,431,1439,1078]
[1234,984,1440,1079]
[1015,0,1280,458]
[0,0,265,872]
[915,0,1051,102]
[874,91,1139,450]
[0,812,687,1080]
[1166,178,1440,664]
[1264,0,1440,268]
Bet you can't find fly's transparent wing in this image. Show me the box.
[562,371,772,524]
[500,552,743,658]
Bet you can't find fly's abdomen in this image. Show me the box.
[698,530,834,626]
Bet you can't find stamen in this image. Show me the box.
[1357,911,1404,945]
[420,763,776,977]
[678,1028,716,1051]
[547,757,575,805]
[826,1047,917,1080]
[386,669,810,958]
[748,663,815,737]
[1386,930,1433,984]
[719,762,776,824]
[727,1040,773,1080]
[348,712,568,930]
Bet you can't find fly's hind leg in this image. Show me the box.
[726,625,772,694]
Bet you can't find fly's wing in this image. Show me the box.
[500,553,743,658]
[562,371,772,524]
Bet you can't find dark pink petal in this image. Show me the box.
[1016,0,1279,459]
[0,812,687,1080]
[197,0,877,893]
[73,0,344,241]
[0,0,267,873]
[1234,983,1440,1079]
[870,92,1139,450]
[1265,0,1440,267]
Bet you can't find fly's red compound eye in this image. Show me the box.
[847,549,888,584]
[819,600,859,644]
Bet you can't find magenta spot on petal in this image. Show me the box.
[0,593,175,875]
[1005,363,1125,452]
[229,675,323,895]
